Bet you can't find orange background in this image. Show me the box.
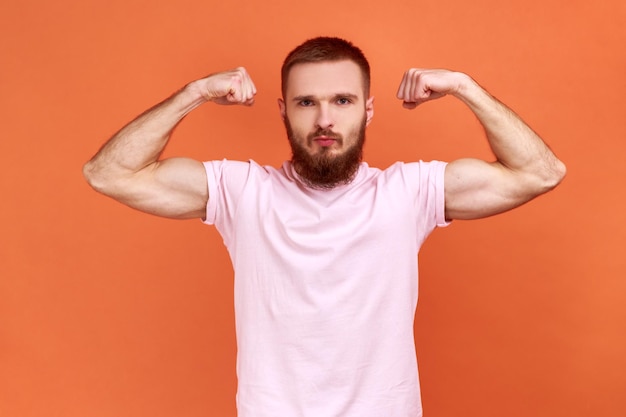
[1,1,625,416]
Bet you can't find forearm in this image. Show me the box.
[82,67,255,218]
[454,75,566,186]
[84,82,206,186]
[398,68,565,219]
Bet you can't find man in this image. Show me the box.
[84,37,565,416]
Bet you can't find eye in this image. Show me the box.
[298,99,314,107]
[337,97,352,105]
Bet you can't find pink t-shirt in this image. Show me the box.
[203,160,449,417]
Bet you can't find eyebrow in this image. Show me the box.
[292,93,360,102]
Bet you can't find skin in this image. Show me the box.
[278,60,374,158]
[280,61,372,188]
[83,67,255,219]
[396,69,568,219]
[83,62,566,221]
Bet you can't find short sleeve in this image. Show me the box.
[428,160,450,228]
[202,160,221,225]
[400,160,451,246]
[201,159,252,227]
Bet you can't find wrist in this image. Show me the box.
[451,72,476,97]
[452,73,488,107]
[183,79,211,107]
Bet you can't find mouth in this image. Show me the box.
[313,136,339,147]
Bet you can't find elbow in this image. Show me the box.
[83,159,138,201]
[83,159,112,195]
[82,160,97,188]
[83,161,98,188]
[547,158,567,190]
[536,158,567,194]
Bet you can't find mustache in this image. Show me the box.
[307,128,343,142]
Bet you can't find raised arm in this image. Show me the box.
[396,69,566,220]
[83,67,256,219]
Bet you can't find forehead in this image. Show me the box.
[285,60,365,99]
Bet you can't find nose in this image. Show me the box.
[315,103,334,130]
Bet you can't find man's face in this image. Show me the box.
[279,60,374,188]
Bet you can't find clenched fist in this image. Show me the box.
[198,67,257,106]
[396,69,469,109]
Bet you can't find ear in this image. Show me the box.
[278,98,286,121]
[365,96,374,126]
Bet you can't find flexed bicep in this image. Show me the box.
[84,67,257,219]
[444,158,544,220]
[118,157,209,219]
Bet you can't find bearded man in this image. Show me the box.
[84,37,565,417]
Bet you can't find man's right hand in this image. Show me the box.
[198,67,257,106]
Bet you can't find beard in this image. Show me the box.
[284,115,366,189]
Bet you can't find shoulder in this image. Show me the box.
[203,159,286,180]
[379,160,448,183]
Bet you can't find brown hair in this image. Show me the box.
[281,37,371,97]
